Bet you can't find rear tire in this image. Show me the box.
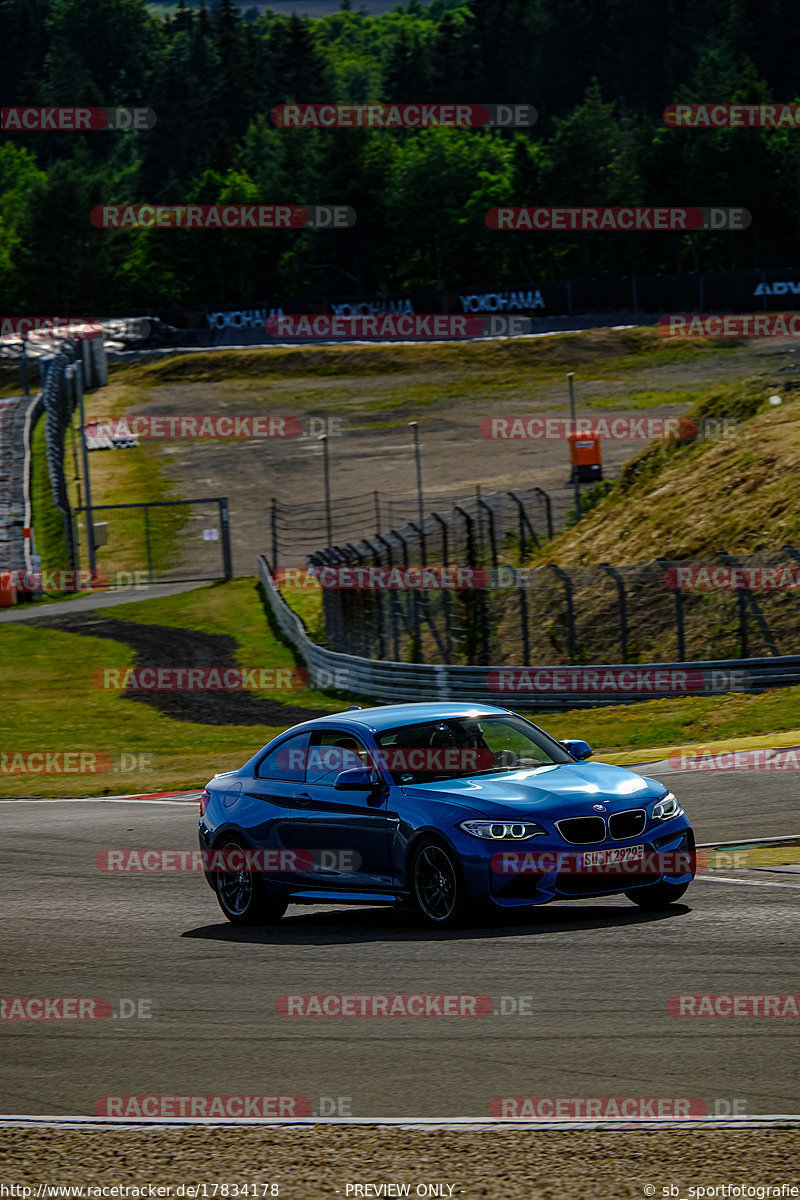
[213,838,288,926]
[626,880,689,909]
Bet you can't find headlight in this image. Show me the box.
[458,819,546,840]
[652,792,683,821]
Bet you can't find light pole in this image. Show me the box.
[409,420,425,565]
[320,433,333,547]
[567,371,581,523]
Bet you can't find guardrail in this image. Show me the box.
[258,556,800,709]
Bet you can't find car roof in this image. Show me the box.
[291,702,513,735]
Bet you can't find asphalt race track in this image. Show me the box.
[1,764,799,1120]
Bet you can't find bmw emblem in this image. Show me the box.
[592,804,606,812]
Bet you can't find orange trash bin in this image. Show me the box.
[0,571,17,607]
[568,431,603,482]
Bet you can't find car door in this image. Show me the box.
[287,728,393,890]
[243,732,310,884]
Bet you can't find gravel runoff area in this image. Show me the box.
[0,1128,798,1198]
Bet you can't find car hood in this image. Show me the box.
[400,761,667,818]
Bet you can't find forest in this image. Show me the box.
[2,0,800,312]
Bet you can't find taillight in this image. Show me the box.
[200,788,211,815]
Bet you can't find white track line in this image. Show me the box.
[0,1115,798,1130]
[0,798,198,806]
[698,835,800,846]
[693,875,800,889]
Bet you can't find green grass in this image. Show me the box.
[543,686,800,752]
[586,388,704,409]
[4,577,800,796]
[104,326,746,400]
[0,579,361,798]
[536,376,800,565]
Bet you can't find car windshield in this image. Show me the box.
[374,715,574,785]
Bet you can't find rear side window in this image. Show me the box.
[256,733,309,781]
[306,730,374,786]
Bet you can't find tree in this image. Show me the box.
[0,144,48,308]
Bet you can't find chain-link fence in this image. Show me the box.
[304,500,800,664]
[73,497,232,584]
[269,486,561,569]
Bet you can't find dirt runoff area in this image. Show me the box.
[0,1126,797,1198]
[97,330,798,573]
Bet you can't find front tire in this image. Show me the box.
[626,880,689,909]
[410,838,474,927]
[213,838,288,925]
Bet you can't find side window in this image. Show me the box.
[306,730,373,786]
[256,733,309,782]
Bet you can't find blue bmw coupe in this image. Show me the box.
[199,702,695,926]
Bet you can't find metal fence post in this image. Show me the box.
[392,527,421,660]
[717,550,778,656]
[658,558,685,661]
[143,504,154,582]
[375,533,400,661]
[599,562,628,662]
[508,491,541,560]
[219,498,233,579]
[431,512,453,662]
[362,537,386,659]
[515,565,530,664]
[476,497,498,570]
[545,563,576,662]
[532,486,553,540]
[270,498,278,571]
[455,505,488,663]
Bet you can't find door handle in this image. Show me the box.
[292,792,313,806]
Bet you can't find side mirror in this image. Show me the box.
[560,739,593,760]
[333,767,377,791]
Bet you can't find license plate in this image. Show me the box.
[582,844,646,868]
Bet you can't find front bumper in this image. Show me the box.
[451,818,695,909]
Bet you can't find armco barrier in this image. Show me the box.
[258,556,800,709]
